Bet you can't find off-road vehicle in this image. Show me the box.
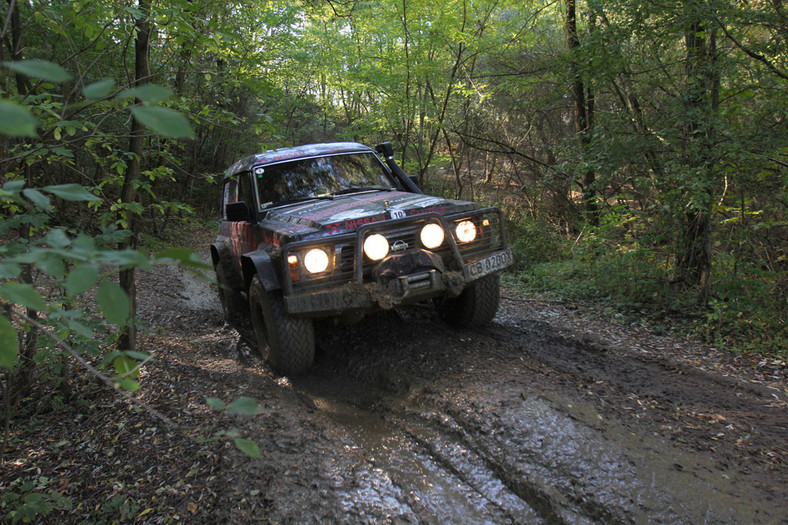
[211,142,513,374]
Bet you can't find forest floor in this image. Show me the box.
[2,227,787,523]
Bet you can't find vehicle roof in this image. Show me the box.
[224,142,375,178]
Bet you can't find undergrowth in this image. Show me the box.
[509,217,788,356]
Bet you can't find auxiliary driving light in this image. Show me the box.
[303,248,330,273]
[455,220,477,243]
[420,223,444,249]
[363,233,389,261]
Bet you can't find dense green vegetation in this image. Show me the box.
[0,0,785,519]
[1,0,787,406]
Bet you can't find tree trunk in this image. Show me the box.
[565,0,598,226]
[117,0,152,352]
[675,3,718,302]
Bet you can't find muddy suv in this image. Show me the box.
[212,142,513,374]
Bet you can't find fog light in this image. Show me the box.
[420,223,444,249]
[455,220,477,243]
[364,234,389,261]
[303,248,329,273]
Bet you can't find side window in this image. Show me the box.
[238,173,254,208]
[222,177,238,220]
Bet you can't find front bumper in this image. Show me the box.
[281,208,513,316]
[284,247,513,316]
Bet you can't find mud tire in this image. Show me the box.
[439,273,501,328]
[215,263,247,323]
[249,275,315,375]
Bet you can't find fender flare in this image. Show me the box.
[211,242,244,291]
[242,250,281,292]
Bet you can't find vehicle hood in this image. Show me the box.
[261,191,477,239]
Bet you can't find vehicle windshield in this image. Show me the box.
[255,152,397,209]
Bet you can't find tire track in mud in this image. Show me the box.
[170,265,785,523]
[287,308,786,524]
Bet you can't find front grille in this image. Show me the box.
[284,208,507,293]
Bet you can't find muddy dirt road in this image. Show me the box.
[6,255,785,524]
[134,259,788,524]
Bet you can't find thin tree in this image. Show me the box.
[117,0,152,352]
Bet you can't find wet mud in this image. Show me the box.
[145,263,788,523]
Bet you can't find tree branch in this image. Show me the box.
[7,308,179,430]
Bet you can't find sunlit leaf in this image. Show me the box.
[0,315,18,370]
[0,100,38,137]
[96,279,130,327]
[130,106,194,139]
[3,59,72,82]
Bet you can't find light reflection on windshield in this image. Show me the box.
[255,153,397,208]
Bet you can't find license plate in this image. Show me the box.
[463,248,513,280]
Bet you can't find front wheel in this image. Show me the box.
[248,275,315,375]
[438,273,501,328]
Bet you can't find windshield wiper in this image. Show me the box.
[331,186,394,196]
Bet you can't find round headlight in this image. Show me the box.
[420,223,444,249]
[303,248,330,273]
[455,220,477,243]
[363,233,389,261]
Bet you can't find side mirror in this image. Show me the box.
[226,201,252,222]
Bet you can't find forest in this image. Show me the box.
[2,0,787,383]
[0,0,786,521]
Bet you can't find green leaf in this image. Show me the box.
[45,228,71,249]
[3,180,26,192]
[36,252,66,279]
[205,397,225,411]
[124,350,151,361]
[233,438,260,458]
[130,106,194,139]
[22,188,50,210]
[96,279,130,327]
[0,315,18,370]
[84,78,115,99]
[3,59,72,82]
[113,354,139,378]
[65,262,99,296]
[118,84,173,104]
[0,100,38,137]
[154,248,212,270]
[42,184,100,202]
[65,318,94,339]
[103,249,150,268]
[0,262,21,280]
[118,379,140,392]
[226,397,258,416]
[1,282,48,311]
